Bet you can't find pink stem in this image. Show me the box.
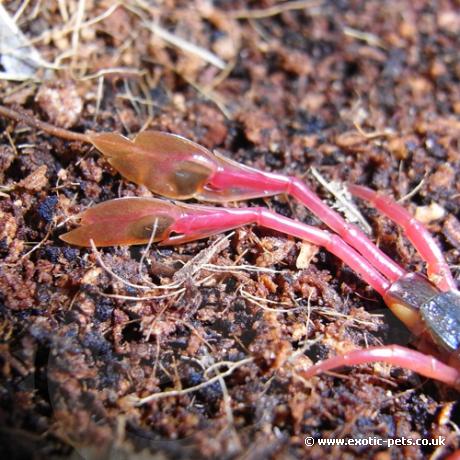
[209,169,405,283]
[173,207,390,295]
[300,344,460,387]
[256,208,390,296]
[288,178,406,282]
[348,184,456,292]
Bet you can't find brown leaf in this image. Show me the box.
[18,165,48,191]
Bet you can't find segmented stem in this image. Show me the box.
[349,184,456,292]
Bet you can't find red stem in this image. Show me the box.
[257,208,390,295]
[348,184,456,292]
[209,168,405,283]
[300,344,460,388]
[173,206,390,295]
[288,178,406,282]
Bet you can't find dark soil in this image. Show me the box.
[1,1,459,459]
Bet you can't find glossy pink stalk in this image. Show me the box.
[348,184,456,292]
[300,344,460,388]
[170,206,391,296]
[209,167,406,283]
